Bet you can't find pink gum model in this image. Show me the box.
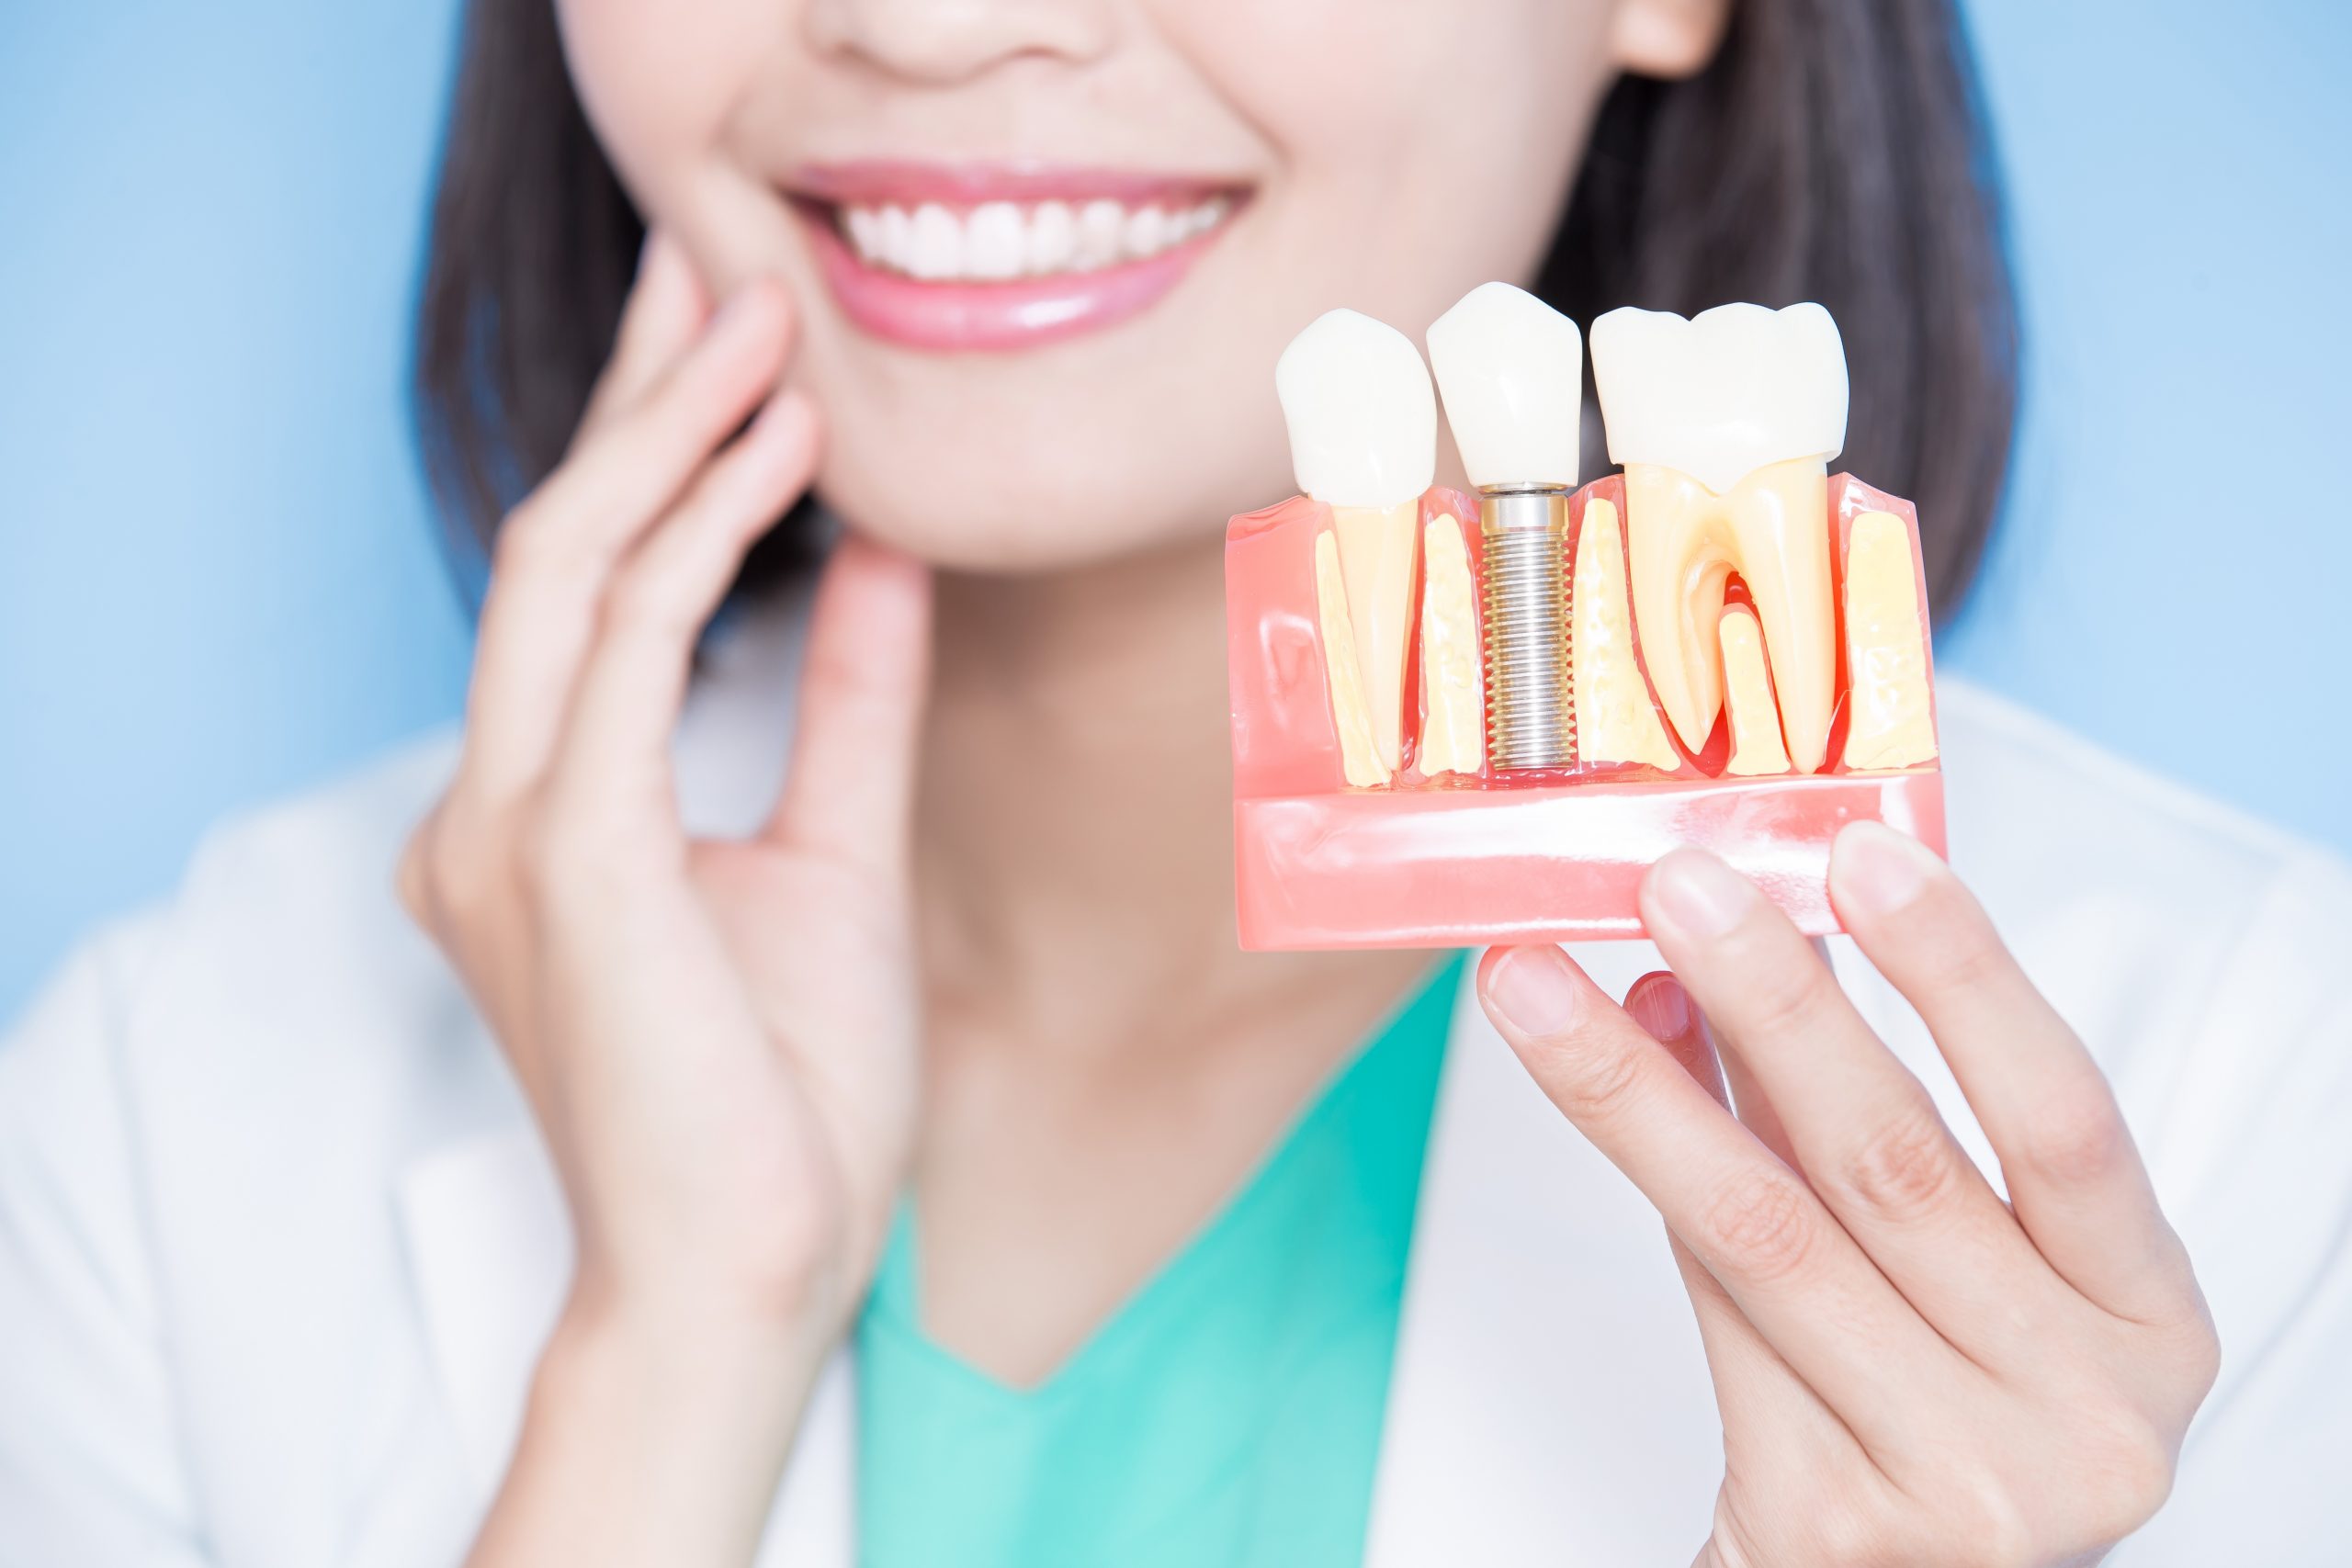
[1226,474,1946,949]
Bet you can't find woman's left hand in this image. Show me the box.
[1476,820,2221,1568]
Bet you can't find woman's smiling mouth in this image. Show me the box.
[787,162,1250,352]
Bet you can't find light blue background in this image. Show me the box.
[3,2,2347,1019]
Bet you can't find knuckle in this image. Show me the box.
[1920,918,2014,1000]
[1735,957,1838,1042]
[401,801,522,940]
[1696,1167,1818,1285]
[1527,1028,1654,1126]
[1838,1101,1966,1225]
[490,499,562,577]
[2072,1408,2178,1543]
[2178,1312,2223,1401]
[1923,1472,2034,1568]
[2019,1093,2130,1186]
[605,560,696,640]
[1795,1493,1906,1568]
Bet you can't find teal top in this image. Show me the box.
[854,955,1464,1567]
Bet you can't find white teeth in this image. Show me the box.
[1026,200,1076,274]
[836,194,1232,282]
[879,205,912,271]
[1076,200,1125,269]
[1425,280,1583,489]
[965,201,1025,280]
[1123,206,1169,258]
[909,203,961,280]
[844,206,883,264]
[1275,309,1437,510]
[1589,302,1849,495]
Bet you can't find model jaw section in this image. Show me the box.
[1228,289,1942,948]
[1244,295,1939,795]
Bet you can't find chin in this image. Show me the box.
[808,388,1295,577]
[809,454,1166,575]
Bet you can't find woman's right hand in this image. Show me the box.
[398,233,933,1566]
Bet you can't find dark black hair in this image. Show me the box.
[417,0,2016,615]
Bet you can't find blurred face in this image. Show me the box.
[557,0,1723,572]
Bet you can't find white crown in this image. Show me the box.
[1589,302,1849,493]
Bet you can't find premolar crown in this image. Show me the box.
[1589,302,1848,494]
[1276,309,1437,508]
[1425,281,1582,489]
[1278,309,1437,784]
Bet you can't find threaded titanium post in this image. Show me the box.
[1478,486,1574,771]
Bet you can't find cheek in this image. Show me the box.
[555,0,777,210]
[1176,0,1614,278]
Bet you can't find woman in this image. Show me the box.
[4,0,2346,1562]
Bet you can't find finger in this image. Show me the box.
[541,390,820,826]
[1640,961,1802,1170]
[1478,944,1959,1449]
[577,229,715,439]
[1712,1021,1799,1170]
[1630,973,1863,1453]
[1640,849,2057,1354]
[761,535,934,883]
[1665,1228,1858,1465]
[1827,820,2193,1323]
[459,282,795,802]
[1625,971,1727,1108]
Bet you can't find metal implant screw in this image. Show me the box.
[1478,487,1575,771]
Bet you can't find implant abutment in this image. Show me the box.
[1477,484,1575,771]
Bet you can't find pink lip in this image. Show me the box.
[786,161,1247,353]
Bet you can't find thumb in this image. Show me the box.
[762,534,933,880]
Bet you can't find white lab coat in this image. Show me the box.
[4,599,2348,1566]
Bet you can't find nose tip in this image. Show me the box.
[807,0,1115,85]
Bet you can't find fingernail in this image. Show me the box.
[1830,820,1940,916]
[1645,850,1758,940]
[1485,946,1585,1036]
[1624,973,1691,1043]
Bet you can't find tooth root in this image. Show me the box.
[1416,513,1483,777]
[1570,498,1682,770]
[1719,604,1792,776]
[1314,529,1389,787]
[1331,501,1419,773]
[1623,458,1838,773]
[1839,510,1939,771]
[1728,460,1836,773]
[1624,464,1731,753]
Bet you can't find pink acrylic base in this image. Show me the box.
[1235,768,1944,950]
[1227,472,1948,952]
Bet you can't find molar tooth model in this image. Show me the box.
[1227,291,1945,950]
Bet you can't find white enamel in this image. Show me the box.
[840,197,1230,283]
[1275,309,1437,509]
[1589,302,1849,495]
[1425,281,1582,489]
[965,202,1024,280]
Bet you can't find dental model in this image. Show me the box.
[1227,291,1945,948]
[1425,282,1582,772]
[1272,310,1438,784]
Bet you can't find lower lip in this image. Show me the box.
[800,209,1234,353]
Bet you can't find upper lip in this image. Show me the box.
[786,159,1249,209]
